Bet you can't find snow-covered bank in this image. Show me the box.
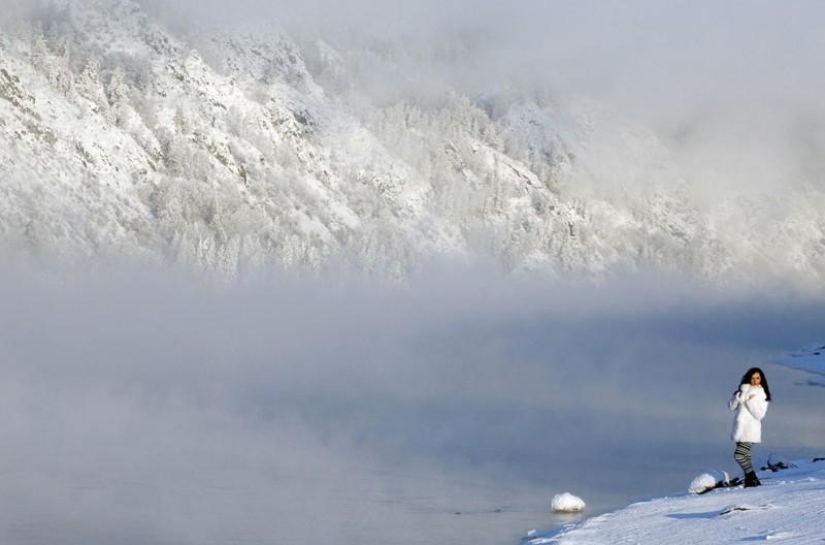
[525,458,825,544]
[774,343,825,388]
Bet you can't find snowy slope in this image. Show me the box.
[2,0,825,282]
[525,459,825,544]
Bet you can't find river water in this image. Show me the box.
[1,267,824,544]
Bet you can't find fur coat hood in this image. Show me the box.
[729,383,769,443]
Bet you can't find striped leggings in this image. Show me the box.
[734,442,755,474]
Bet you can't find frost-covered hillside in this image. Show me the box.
[2,0,824,281]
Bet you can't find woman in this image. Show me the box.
[729,367,771,487]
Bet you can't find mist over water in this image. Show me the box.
[1,261,823,544]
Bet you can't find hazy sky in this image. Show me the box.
[1,261,824,544]
[129,0,825,112]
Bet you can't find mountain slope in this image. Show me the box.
[2,0,824,283]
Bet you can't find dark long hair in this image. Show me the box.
[738,367,772,402]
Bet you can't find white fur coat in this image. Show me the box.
[729,383,769,443]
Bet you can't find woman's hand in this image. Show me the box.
[739,383,756,400]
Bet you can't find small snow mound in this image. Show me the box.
[689,473,719,495]
[551,492,586,513]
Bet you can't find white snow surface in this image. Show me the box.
[526,459,825,544]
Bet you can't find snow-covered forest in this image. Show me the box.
[2,0,824,284]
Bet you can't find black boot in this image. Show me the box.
[744,471,761,488]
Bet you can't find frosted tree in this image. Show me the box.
[105,66,132,126]
[75,57,110,115]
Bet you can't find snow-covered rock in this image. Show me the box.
[764,453,796,472]
[688,469,734,495]
[688,473,719,495]
[551,492,586,513]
